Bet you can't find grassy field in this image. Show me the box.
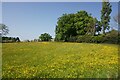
[2,42,118,78]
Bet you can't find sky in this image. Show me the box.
[1,2,118,41]
[1,0,120,2]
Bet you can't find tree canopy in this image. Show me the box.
[55,10,101,41]
[0,24,9,36]
[101,1,112,34]
[39,33,52,41]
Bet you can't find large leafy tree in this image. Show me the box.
[55,13,76,41]
[74,11,90,35]
[55,10,98,41]
[0,24,9,36]
[39,33,52,41]
[101,1,112,34]
[86,17,96,36]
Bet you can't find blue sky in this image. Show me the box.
[1,0,120,2]
[2,2,118,40]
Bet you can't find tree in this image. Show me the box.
[2,37,20,43]
[16,37,20,42]
[0,24,9,36]
[39,33,52,41]
[55,10,96,41]
[55,13,76,41]
[95,18,102,35]
[101,1,112,34]
[86,17,97,36]
[74,11,89,35]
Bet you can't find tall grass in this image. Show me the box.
[2,42,118,78]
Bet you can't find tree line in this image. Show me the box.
[0,1,119,44]
[52,1,119,44]
[0,24,20,43]
[2,37,20,43]
[55,1,112,42]
[39,1,119,44]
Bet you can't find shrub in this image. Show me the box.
[55,29,119,44]
[91,35,104,43]
[103,30,118,44]
[76,35,93,43]
[68,36,77,42]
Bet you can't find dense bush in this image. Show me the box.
[102,30,118,44]
[76,35,103,43]
[91,35,104,43]
[67,30,119,44]
[68,36,77,42]
[76,35,92,43]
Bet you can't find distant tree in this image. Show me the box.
[0,24,9,36]
[2,37,20,43]
[101,1,112,34]
[16,37,20,42]
[39,33,52,41]
[34,39,39,42]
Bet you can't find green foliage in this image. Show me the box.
[76,35,102,43]
[55,2,113,43]
[95,18,102,35]
[0,24,9,36]
[55,10,102,42]
[75,11,95,35]
[39,33,52,41]
[68,36,77,42]
[75,30,119,44]
[101,1,112,34]
[103,29,118,44]
[55,11,99,41]
[76,35,92,43]
[55,29,119,44]
[55,13,76,41]
[91,35,104,43]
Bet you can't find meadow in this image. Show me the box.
[2,42,118,78]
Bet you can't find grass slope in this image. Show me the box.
[2,42,118,78]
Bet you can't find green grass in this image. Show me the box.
[0,43,2,78]
[2,42,118,78]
